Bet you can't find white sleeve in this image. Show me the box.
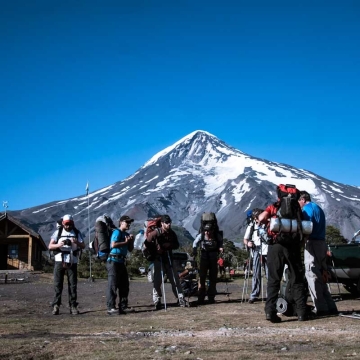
[244,224,253,240]
[50,230,58,241]
[193,234,201,248]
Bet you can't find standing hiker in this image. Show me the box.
[106,215,134,315]
[298,191,337,316]
[258,184,307,323]
[243,208,268,303]
[146,215,185,310]
[192,212,224,304]
[49,214,85,315]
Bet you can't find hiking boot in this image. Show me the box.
[298,314,308,321]
[178,294,186,307]
[52,305,60,315]
[266,313,281,323]
[119,307,135,315]
[208,297,215,304]
[70,306,79,315]
[155,302,162,311]
[107,308,118,315]
[248,298,257,304]
[197,296,205,305]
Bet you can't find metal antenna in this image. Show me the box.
[3,201,8,215]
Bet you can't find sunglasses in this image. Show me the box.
[164,221,172,225]
[125,221,132,224]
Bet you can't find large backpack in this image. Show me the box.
[142,216,162,261]
[269,184,304,244]
[200,212,219,232]
[199,212,223,251]
[277,184,301,219]
[89,215,116,262]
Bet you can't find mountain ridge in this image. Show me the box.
[12,130,360,245]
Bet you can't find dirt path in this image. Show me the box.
[1,273,360,359]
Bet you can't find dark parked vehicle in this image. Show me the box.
[328,243,360,295]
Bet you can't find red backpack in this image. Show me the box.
[276,184,301,219]
[145,217,162,240]
[142,216,162,261]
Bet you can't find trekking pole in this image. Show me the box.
[241,251,251,302]
[241,258,248,302]
[85,181,93,282]
[245,251,253,302]
[167,252,181,301]
[241,262,247,303]
[160,257,167,311]
[260,245,264,303]
[224,268,230,302]
[221,252,230,301]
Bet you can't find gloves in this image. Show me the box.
[192,248,197,257]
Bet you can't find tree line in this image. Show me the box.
[42,225,349,278]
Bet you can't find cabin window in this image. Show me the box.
[8,244,19,259]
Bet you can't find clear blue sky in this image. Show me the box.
[1,0,359,211]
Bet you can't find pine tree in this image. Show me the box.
[326,225,348,245]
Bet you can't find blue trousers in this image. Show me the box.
[250,246,268,300]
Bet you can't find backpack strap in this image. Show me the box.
[56,226,63,243]
[55,226,81,257]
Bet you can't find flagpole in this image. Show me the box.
[86,181,92,281]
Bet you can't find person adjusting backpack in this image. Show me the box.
[258,184,308,323]
[192,212,224,305]
[48,214,85,316]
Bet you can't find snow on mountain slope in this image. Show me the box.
[13,130,360,245]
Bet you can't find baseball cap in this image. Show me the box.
[120,215,134,223]
[62,214,74,224]
[161,215,172,223]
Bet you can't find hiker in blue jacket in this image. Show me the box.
[299,191,337,316]
[106,215,134,315]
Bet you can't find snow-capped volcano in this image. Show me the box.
[13,130,360,244]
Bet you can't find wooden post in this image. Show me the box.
[28,235,33,270]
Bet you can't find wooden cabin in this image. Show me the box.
[0,213,47,271]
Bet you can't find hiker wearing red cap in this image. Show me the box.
[48,214,85,315]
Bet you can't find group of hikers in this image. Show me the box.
[48,183,341,322]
